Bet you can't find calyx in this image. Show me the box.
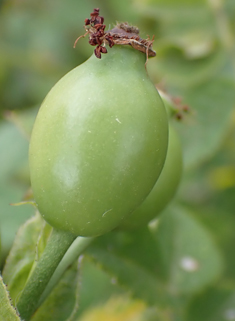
[74,8,156,59]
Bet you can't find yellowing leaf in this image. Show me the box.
[79,296,146,321]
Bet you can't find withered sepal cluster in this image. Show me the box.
[81,8,114,59]
[74,8,156,61]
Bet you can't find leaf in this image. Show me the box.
[0,120,34,261]
[31,260,81,321]
[136,1,216,58]
[174,76,235,169]
[73,258,126,319]
[87,246,166,306]
[4,106,39,140]
[93,227,163,276]
[2,212,52,304]
[150,205,224,294]
[186,287,235,321]
[150,49,225,89]
[0,275,21,321]
[78,295,146,321]
[150,50,235,170]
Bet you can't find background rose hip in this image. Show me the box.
[120,124,183,230]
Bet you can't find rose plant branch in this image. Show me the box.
[16,229,76,321]
[37,236,94,308]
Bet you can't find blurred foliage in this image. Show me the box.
[0,0,235,320]
[2,212,51,304]
[78,296,147,321]
[0,275,21,321]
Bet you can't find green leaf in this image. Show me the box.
[150,49,225,89]
[174,76,235,169]
[87,246,166,306]
[31,260,81,321]
[2,212,52,303]
[0,120,34,262]
[0,275,21,321]
[5,106,39,140]
[92,227,162,276]
[150,205,224,294]
[186,287,235,321]
[136,1,216,57]
[150,51,235,170]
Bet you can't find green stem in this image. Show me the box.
[37,236,95,307]
[16,228,76,321]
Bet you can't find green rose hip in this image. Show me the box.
[29,11,168,237]
[121,125,183,230]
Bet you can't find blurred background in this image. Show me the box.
[1,0,235,320]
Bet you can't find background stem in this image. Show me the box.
[16,228,76,321]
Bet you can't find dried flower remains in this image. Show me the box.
[74,8,156,62]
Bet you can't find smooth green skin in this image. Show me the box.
[29,45,168,237]
[121,125,183,230]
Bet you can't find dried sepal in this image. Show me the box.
[74,8,156,62]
